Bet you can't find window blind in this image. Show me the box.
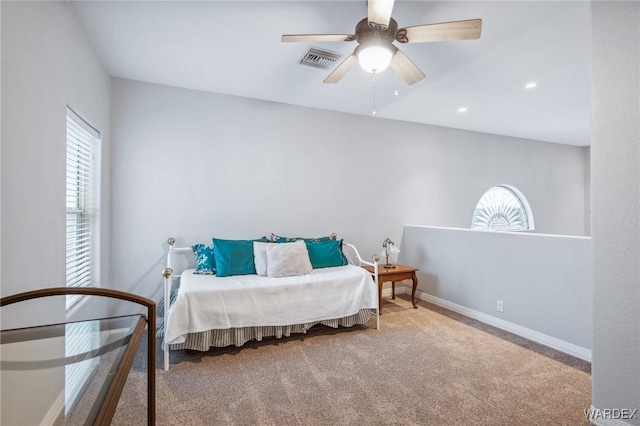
[65,107,101,414]
[64,320,99,414]
[66,108,99,309]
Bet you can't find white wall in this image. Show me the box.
[591,2,640,423]
[1,2,110,423]
[400,225,592,359]
[110,78,588,304]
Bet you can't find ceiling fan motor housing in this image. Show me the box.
[356,17,398,48]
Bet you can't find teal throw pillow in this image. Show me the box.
[305,239,349,269]
[192,244,216,275]
[213,237,270,277]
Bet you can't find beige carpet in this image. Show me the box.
[113,296,591,425]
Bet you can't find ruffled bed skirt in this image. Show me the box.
[160,308,372,352]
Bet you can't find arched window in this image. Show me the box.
[471,185,534,231]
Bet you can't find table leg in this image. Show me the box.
[378,279,383,315]
[392,282,396,299]
[411,272,418,309]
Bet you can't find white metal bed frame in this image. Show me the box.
[161,236,379,371]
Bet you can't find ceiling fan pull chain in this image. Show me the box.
[372,72,377,115]
[394,69,399,96]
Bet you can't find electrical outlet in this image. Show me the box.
[497,300,504,312]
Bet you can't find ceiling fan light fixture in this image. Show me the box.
[281,2,482,85]
[356,44,394,74]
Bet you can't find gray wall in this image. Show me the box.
[1,1,3,299]
[591,1,640,423]
[0,1,111,424]
[110,78,588,304]
[1,1,111,323]
[584,147,591,234]
[400,225,592,358]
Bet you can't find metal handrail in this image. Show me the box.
[1,287,156,426]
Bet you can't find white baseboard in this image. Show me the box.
[391,285,592,362]
[587,405,638,426]
[40,391,64,426]
[380,287,395,297]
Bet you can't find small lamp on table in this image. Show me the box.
[381,238,399,269]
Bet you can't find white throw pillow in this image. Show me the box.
[253,241,270,276]
[265,240,313,278]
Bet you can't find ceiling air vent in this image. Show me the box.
[299,48,342,69]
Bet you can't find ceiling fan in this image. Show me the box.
[281,0,482,85]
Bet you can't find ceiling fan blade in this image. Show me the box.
[323,54,357,84]
[368,0,395,30]
[396,19,482,44]
[281,34,355,43]
[390,49,425,86]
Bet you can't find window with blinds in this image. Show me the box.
[65,108,101,414]
[66,108,100,309]
[65,320,99,415]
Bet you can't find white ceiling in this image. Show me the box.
[69,1,592,146]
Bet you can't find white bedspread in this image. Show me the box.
[165,264,377,345]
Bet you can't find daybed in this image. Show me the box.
[159,234,379,370]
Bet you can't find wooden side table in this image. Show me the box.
[362,264,419,314]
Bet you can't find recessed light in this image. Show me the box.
[525,82,537,89]
[458,107,467,113]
